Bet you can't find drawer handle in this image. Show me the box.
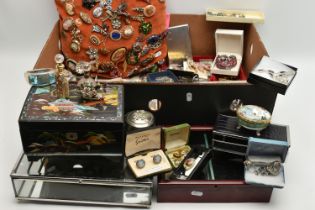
[191,191,203,197]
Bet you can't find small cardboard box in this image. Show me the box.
[211,29,244,77]
[163,123,191,168]
[125,127,172,178]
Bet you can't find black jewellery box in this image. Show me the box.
[18,84,124,160]
[248,56,298,95]
[11,153,154,208]
[212,114,290,157]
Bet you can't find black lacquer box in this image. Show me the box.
[18,84,124,160]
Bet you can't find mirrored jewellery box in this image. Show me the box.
[125,127,172,178]
[10,154,154,208]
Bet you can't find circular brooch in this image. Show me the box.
[143,5,156,17]
[121,25,134,39]
[110,30,122,41]
[90,35,101,46]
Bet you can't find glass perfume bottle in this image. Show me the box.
[55,54,70,98]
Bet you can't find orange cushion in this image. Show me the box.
[55,0,167,78]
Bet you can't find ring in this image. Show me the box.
[183,158,195,170]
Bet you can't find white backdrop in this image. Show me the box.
[0,0,315,209]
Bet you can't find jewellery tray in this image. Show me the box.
[125,127,172,178]
[157,128,273,203]
[18,84,124,161]
[163,123,191,168]
[33,14,278,127]
[10,153,153,208]
[211,29,244,76]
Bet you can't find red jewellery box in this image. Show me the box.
[157,128,272,203]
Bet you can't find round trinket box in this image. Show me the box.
[230,99,271,136]
[125,110,155,131]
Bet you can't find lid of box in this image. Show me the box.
[163,123,190,151]
[215,29,244,55]
[125,127,161,157]
[206,8,265,24]
[248,56,297,95]
[19,84,124,122]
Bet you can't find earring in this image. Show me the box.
[153,154,162,164]
[136,159,145,169]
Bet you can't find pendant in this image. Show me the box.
[65,2,75,16]
[121,25,134,39]
[80,12,92,24]
[90,35,101,46]
[110,47,127,63]
[93,7,103,18]
[143,5,156,17]
[139,21,152,35]
[70,39,81,53]
[110,30,122,41]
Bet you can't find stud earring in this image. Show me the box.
[136,159,145,169]
[153,154,162,164]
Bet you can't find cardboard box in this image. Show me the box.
[33,14,278,126]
